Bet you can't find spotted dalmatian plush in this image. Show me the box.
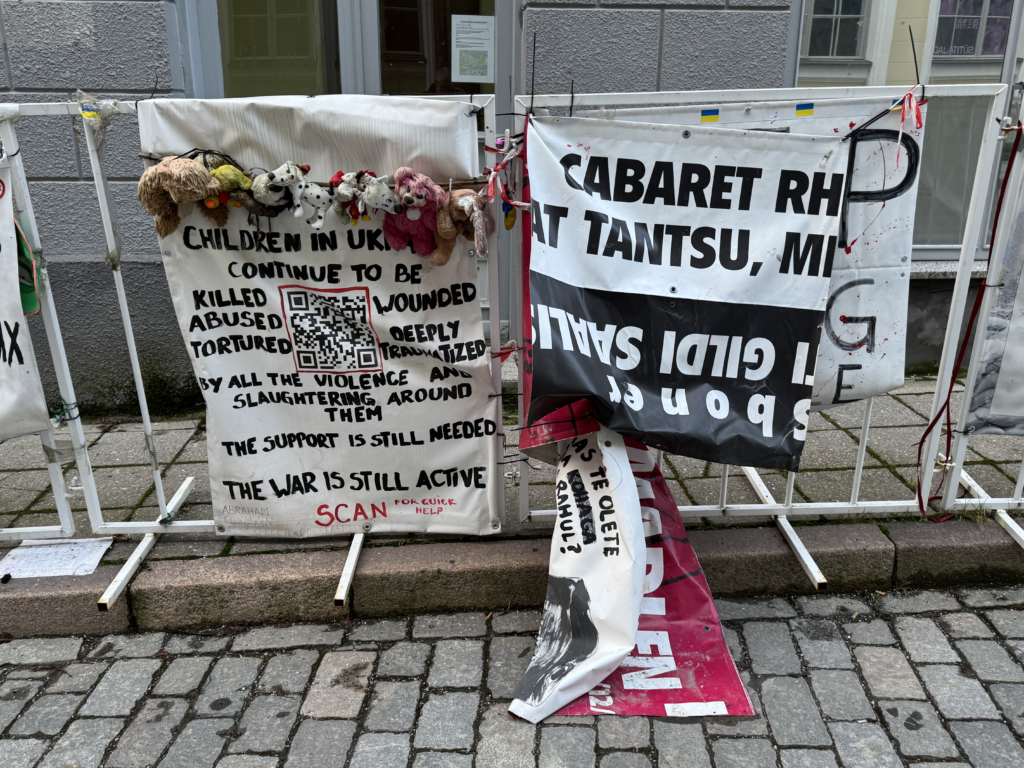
[294,178,335,230]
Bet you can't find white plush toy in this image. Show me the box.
[359,175,403,216]
[295,180,335,230]
[251,161,306,207]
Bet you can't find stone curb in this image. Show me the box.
[5,520,1024,636]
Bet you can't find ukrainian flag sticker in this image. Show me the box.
[700,109,719,123]
[796,102,814,117]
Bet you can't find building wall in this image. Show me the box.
[0,0,199,415]
[521,0,794,95]
[886,0,931,85]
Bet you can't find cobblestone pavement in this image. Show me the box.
[5,588,1024,766]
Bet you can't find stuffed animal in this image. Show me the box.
[251,161,307,208]
[329,171,367,225]
[210,165,252,191]
[433,189,495,266]
[358,175,403,217]
[137,156,220,237]
[294,179,335,230]
[383,167,446,257]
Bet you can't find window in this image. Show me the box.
[934,0,1013,57]
[804,0,867,58]
[217,0,340,97]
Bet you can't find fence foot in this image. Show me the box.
[98,533,158,612]
[334,533,365,607]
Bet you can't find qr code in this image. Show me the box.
[282,287,382,373]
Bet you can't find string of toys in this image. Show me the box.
[136,143,529,267]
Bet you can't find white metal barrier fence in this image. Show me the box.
[511,84,1020,591]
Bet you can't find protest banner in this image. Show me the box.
[525,116,849,470]
[0,166,50,442]
[594,97,926,409]
[510,426,646,723]
[557,438,751,717]
[140,97,500,537]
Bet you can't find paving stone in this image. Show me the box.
[10,693,83,735]
[378,642,431,677]
[284,719,357,767]
[653,721,711,767]
[878,591,961,614]
[80,658,161,717]
[0,679,42,730]
[414,691,478,749]
[493,611,541,634]
[5,669,52,679]
[163,635,232,655]
[477,703,537,768]
[950,720,1024,767]
[154,656,213,695]
[487,635,535,699]
[89,632,166,659]
[828,722,902,768]
[918,664,1000,719]
[229,694,301,752]
[843,620,895,645]
[107,697,189,768]
[348,619,408,641]
[790,619,853,669]
[744,622,801,675]
[723,627,743,662]
[232,624,344,651]
[38,717,123,768]
[780,751,838,768]
[0,637,82,665]
[716,598,796,620]
[761,676,831,746]
[413,613,487,638]
[597,715,650,748]
[939,612,994,638]
[797,596,871,617]
[215,758,278,768]
[349,732,410,768]
[957,639,1024,682]
[854,646,926,700]
[540,726,596,768]
[992,683,1024,735]
[960,587,1024,608]
[194,657,262,718]
[706,671,768,736]
[987,609,1024,637]
[809,669,875,721]
[415,754,474,768]
[428,639,483,688]
[301,651,375,719]
[257,649,318,694]
[600,755,651,768]
[712,739,778,768]
[364,680,421,732]
[158,718,233,768]
[895,616,960,662]
[879,700,959,758]
[46,662,107,693]
[0,739,48,768]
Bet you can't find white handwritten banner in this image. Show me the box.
[0,166,50,443]
[160,211,500,537]
[525,116,849,470]
[591,97,927,408]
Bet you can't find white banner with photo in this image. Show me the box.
[0,166,50,443]
[589,97,927,408]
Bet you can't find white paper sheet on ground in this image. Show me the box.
[138,96,480,182]
[509,427,646,723]
[0,165,51,442]
[0,538,113,578]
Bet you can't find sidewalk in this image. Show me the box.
[3,587,1024,767]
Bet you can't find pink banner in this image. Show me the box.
[556,438,752,718]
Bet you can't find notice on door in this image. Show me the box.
[451,15,494,83]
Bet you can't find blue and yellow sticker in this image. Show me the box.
[795,102,814,117]
[700,109,719,123]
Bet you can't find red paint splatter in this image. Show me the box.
[833,128,839,133]
[839,315,847,322]
[849,121,856,129]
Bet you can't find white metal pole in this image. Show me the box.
[78,112,169,519]
[718,465,729,509]
[98,533,157,611]
[334,533,365,607]
[484,96,504,529]
[850,397,874,504]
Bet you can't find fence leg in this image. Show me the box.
[719,465,730,510]
[98,533,158,612]
[1015,458,1024,501]
[334,533,365,607]
[740,466,827,590]
[949,458,1024,553]
[850,398,873,504]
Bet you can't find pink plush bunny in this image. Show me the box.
[383,167,447,257]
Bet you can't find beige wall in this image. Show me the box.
[886,0,931,85]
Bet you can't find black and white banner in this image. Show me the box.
[0,166,50,443]
[592,97,926,408]
[527,116,848,470]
